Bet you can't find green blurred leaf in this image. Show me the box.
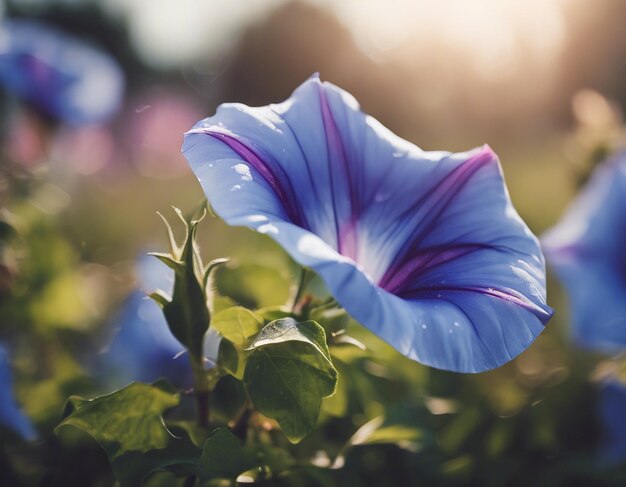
[56,382,180,459]
[211,307,263,346]
[257,305,298,323]
[439,407,482,453]
[0,219,17,242]
[309,307,350,337]
[333,415,426,469]
[212,294,237,314]
[244,318,337,443]
[322,361,349,417]
[214,264,290,309]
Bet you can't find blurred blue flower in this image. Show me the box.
[597,378,626,465]
[0,20,124,125]
[0,345,36,441]
[542,152,626,352]
[100,255,220,389]
[182,75,552,373]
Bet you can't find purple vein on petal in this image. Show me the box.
[379,243,492,294]
[319,86,359,260]
[202,131,305,227]
[380,146,497,291]
[401,285,553,321]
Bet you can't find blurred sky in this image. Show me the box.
[3,0,624,142]
[1,0,625,257]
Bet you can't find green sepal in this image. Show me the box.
[149,206,221,362]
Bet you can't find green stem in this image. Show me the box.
[291,267,310,312]
[191,356,210,428]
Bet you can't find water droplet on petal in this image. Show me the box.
[232,163,253,181]
[258,223,279,235]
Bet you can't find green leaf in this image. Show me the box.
[197,427,258,479]
[56,382,180,460]
[244,318,338,443]
[109,426,200,487]
[56,383,257,486]
[211,307,263,346]
[110,425,256,486]
[218,338,246,379]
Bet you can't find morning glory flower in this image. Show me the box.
[0,345,36,441]
[100,255,221,388]
[182,75,552,373]
[542,152,626,352]
[0,20,124,125]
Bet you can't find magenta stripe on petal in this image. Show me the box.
[402,285,552,320]
[205,131,304,226]
[319,87,360,259]
[380,244,491,293]
[381,146,497,291]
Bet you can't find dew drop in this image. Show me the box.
[232,163,253,181]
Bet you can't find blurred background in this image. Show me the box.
[0,0,625,485]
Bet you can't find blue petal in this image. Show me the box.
[183,76,552,372]
[0,20,124,125]
[543,153,626,351]
[0,345,36,441]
